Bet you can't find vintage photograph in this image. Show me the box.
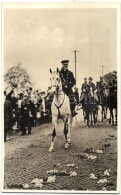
[1,2,120,193]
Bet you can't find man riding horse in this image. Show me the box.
[80,77,96,106]
[96,76,107,104]
[107,73,117,126]
[80,77,98,127]
[59,60,77,117]
[96,76,108,121]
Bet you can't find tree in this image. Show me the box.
[4,62,31,94]
[103,70,117,85]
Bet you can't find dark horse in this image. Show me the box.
[82,93,98,128]
[107,88,117,126]
[97,90,108,122]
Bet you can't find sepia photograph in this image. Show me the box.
[1,2,120,193]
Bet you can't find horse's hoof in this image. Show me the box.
[49,147,54,152]
[64,143,70,149]
[67,138,71,144]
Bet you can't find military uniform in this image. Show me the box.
[81,82,89,93]
[96,77,107,95]
[96,77,107,104]
[59,60,76,115]
[21,96,36,135]
[108,78,117,94]
[60,68,76,95]
[88,82,96,95]
[80,79,89,104]
[83,77,96,104]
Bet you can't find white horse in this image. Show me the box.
[49,68,73,152]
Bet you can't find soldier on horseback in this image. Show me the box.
[96,76,107,104]
[88,77,96,96]
[107,73,117,126]
[59,60,77,117]
[108,73,117,94]
[80,77,88,108]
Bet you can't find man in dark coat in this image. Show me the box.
[4,92,13,142]
[59,60,77,116]
[96,76,107,104]
[80,77,89,103]
[88,77,96,95]
[96,76,107,94]
[20,94,36,135]
[74,87,79,105]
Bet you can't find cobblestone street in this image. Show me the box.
[3,111,118,192]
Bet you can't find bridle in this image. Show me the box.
[50,72,63,95]
[49,69,65,114]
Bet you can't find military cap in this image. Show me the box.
[88,77,93,80]
[61,60,69,64]
[84,77,87,80]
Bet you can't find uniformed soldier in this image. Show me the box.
[80,77,88,104]
[96,76,106,94]
[74,87,79,105]
[108,73,117,95]
[21,94,36,135]
[59,60,77,116]
[81,78,88,92]
[96,76,107,104]
[88,77,96,96]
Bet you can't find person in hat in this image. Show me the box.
[88,77,96,96]
[80,77,89,105]
[81,77,88,93]
[108,73,117,89]
[96,76,106,94]
[108,73,117,95]
[20,93,36,135]
[59,60,77,117]
[96,76,107,104]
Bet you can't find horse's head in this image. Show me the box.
[49,68,62,93]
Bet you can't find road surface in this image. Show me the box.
[3,110,118,192]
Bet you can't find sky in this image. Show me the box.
[3,7,117,91]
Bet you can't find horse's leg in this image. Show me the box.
[93,108,97,124]
[49,115,57,152]
[115,108,117,126]
[101,106,104,122]
[112,109,114,126]
[64,115,72,149]
[113,108,116,126]
[104,106,107,119]
[67,115,72,144]
[84,109,87,122]
[86,111,89,128]
[109,108,111,124]
[114,109,116,126]
[110,108,114,126]
[91,111,93,126]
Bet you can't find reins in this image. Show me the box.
[54,93,65,110]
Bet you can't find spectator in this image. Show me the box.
[4,92,13,142]
[21,94,36,135]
